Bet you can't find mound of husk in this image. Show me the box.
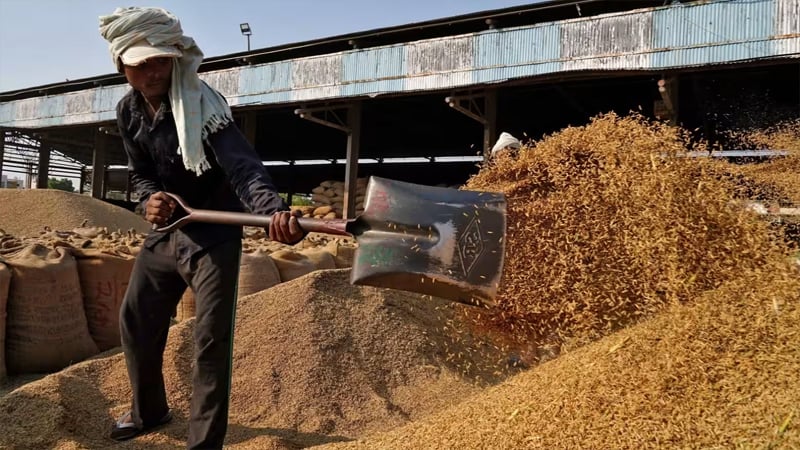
[0,189,149,237]
[0,269,518,449]
[461,113,795,360]
[325,262,800,449]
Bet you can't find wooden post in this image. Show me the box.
[92,130,108,199]
[37,140,51,189]
[343,102,362,220]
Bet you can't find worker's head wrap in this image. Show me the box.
[99,7,232,175]
[491,132,521,156]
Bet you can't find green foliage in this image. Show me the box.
[280,193,313,206]
[48,177,75,192]
[291,195,313,206]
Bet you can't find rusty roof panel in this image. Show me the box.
[1,0,797,129]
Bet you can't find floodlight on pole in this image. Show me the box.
[239,23,252,51]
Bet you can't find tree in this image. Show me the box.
[48,177,75,192]
[279,193,313,206]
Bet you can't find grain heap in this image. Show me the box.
[326,266,799,449]
[0,189,149,236]
[460,112,794,358]
[0,269,518,449]
[315,114,800,449]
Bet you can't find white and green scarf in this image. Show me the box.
[99,7,232,175]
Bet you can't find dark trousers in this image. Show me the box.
[120,233,241,449]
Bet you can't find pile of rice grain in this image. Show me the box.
[0,269,519,449]
[461,113,794,359]
[324,263,800,449]
[0,189,149,237]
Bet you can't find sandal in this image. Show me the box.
[110,409,173,441]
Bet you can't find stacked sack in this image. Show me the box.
[0,223,359,375]
[0,225,143,379]
[309,178,368,219]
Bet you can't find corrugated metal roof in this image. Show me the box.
[2,0,665,100]
[776,0,800,36]
[1,0,798,129]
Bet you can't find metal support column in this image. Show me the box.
[102,169,109,199]
[445,89,498,159]
[343,102,362,219]
[285,162,296,206]
[92,129,108,199]
[294,102,362,219]
[125,170,132,202]
[37,140,51,189]
[0,129,5,185]
[242,111,258,147]
[483,89,498,159]
[79,168,86,194]
[657,76,679,126]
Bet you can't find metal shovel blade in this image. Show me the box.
[154,176,506,307]
[350,177,506,307]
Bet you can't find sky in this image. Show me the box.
[0,0,542,92]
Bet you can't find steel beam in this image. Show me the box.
[295,103,362,219]
[0,129,4,183]
[657,76,679,126]
[343,102,362,219]
[37,141,51,189]
[92,129,108,199]
[445,89,497,158]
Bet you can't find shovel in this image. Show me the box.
[155,176,506,307]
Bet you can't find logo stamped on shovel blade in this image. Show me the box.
[457,216,484,276]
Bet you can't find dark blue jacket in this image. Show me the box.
[117,88,288,258]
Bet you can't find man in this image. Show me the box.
[99,7,304,449]
[490,131,522,159]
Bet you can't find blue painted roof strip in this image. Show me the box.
[1,0,797,128]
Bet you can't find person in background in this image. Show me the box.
[99,7,304,449]
[491,131,522,159]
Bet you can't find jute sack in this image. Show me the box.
[269,249,318,282]
[313,205,333,216]
[311,193,330,205]
[238,249,281,298]
[0,261,10,382]
[4,244,99,374]
[298,247,337,271]
[175,288,195,322]
[74,249,135,351]
[321,240,357,268]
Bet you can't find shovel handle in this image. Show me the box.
[152,192,350,236]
